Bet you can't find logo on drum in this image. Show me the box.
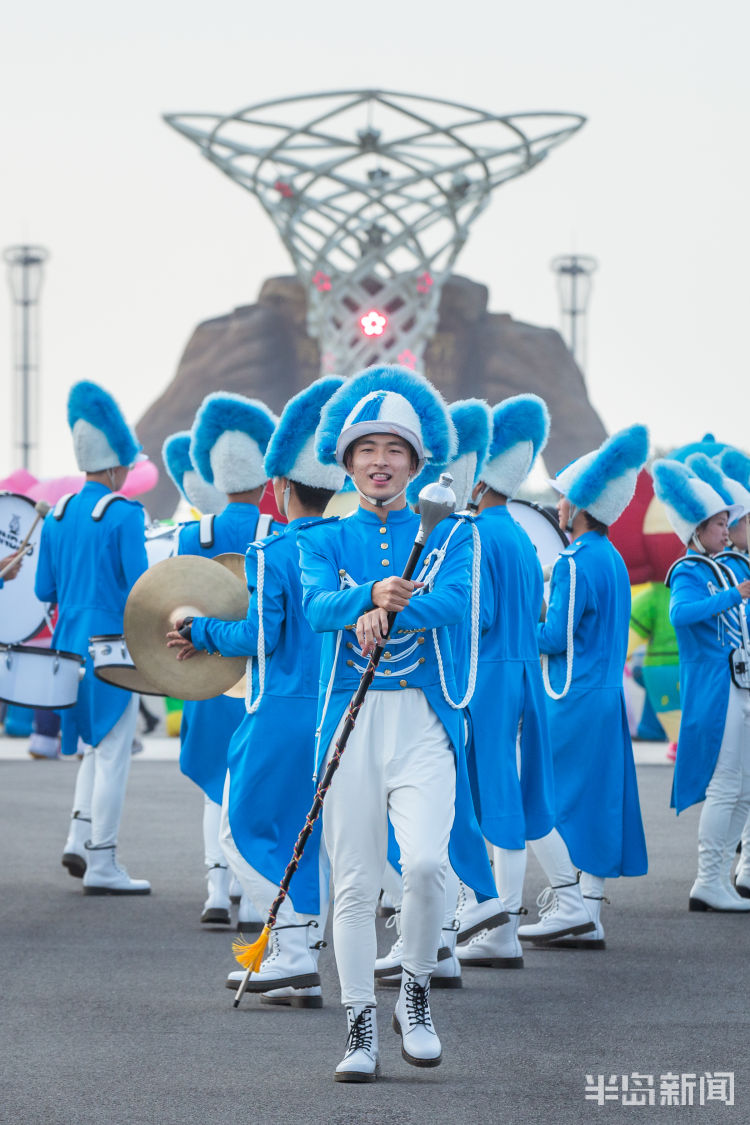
[10,515,21,537]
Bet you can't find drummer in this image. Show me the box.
[175,393,279,928]
[34,381,150,894]
[167,377,345,1007]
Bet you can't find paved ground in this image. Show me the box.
[0,742,746,1124]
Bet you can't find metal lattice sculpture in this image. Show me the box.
[165,90,585,374]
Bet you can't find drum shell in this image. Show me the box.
[145,525,179,567]
[506,499,568,599]
[89,634,165,697]
[0,644,83,709]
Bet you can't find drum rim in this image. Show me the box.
[507,497,568,548]
[0,643,83,664]
[89,634,128,643]
[0,692,77,710]
[0,490,38,508]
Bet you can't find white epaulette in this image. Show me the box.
[665,554,733,589]
[91,493,130,522]
[199,514,215,548]
[53,493,75,520]
[255,512,273,540]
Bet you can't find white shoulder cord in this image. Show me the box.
[244,547,266,715]
[541,555,577,700]
[428,520,482,710]
[312,568,354,780]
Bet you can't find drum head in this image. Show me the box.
[0,492,48,643]
[506,499,568,595]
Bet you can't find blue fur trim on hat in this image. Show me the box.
[566,424,649,512]
[191,393,276,485]
[652,460,706,524]
[485,394,549,466]
[671,433,729,463]
[720,448,750,490]
[264,376,345,480]
[406,398,491,506]
[686,453,734,507]
[316,365,454,467]
[67,381,141,466]
[162,432,193,496]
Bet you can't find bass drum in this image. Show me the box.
[0,644,83,709]
[89,634,165,697]
[506,499,568,599]
[0,491,49,644]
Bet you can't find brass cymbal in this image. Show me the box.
[214,553,249,607]
[223,673,247,699]
[124,556,247,700]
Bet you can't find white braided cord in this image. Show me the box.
[244,546,266,714]
[541,555,577,700]
[428,520,482,710]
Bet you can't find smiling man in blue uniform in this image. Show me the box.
[519,425,650,949]
[35,381,150,894]
[299,366,496,1083]
[167,377,346,1008]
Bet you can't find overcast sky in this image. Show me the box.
[2,0,748,479]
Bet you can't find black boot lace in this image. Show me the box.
[403,978,433,1030]
[345,1008,374,1055]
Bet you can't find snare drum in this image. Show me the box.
[89,634,165,696]
[0,491,48,644]
[0,644,83,709]
[506,499,568,598]
[145,524,179,567]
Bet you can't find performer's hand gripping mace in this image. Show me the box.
[231,472,457,1007]
[0,499,50,580]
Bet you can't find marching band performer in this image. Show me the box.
[177,393,278,927]
[299,367,496,1082]
[162,430,227,517]
[35,382,150,894]
[653,458,750,911]
[519,426,650,948]
[456,395,556,970]
[376,397,494,989]
[715,449,750,897]
[167,377,345,1007]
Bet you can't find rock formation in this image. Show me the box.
[137,274,606,517]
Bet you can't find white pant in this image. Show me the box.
[71,695,139,848]
[323,689,456,1007]
[203,795,225,868]
[530,828,605,898]
[698,683,750,883]
[219,774,329,930]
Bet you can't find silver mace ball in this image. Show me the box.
[416,472,456,545]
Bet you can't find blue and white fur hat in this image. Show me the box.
[687,453,750,525]
[190,393,277,495]
[479,394,550,500]
[551,424,649,527]
[162,431,227,514]
[264,376,347,492]
[316,365,456,473]
[67,381,142,472]
[719,448,750,494]
[406,398,492,510]
[652,459,742,546]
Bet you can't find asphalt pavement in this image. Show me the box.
[0,744,746,1125]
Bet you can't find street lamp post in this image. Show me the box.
[551,254,598,375]
[4,244,49,473]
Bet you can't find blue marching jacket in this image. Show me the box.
[537,531,647,878]
[668,550,744,813]
[177,502,278,804]
[34,482,148,754]
[188,518,328,914]
[466,505,555,848]
[298,504,497,901]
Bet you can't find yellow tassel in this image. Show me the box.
[232,924,272,972]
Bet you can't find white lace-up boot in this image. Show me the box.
[225,922,323,993]
[454,880,509,943]
[259,984,323,1009]
[82,843,151,895]
[393,970,442,1068]
[237,893,264,933]
[200,864,231,925]
[457,908,527,967]
[61,813,91,878]
[550,896,607,949]
[517,880,595,943]
[334,1005,379,1083]
[375,914,462,989]
[374,910,403,980]
[228,875,242,904]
